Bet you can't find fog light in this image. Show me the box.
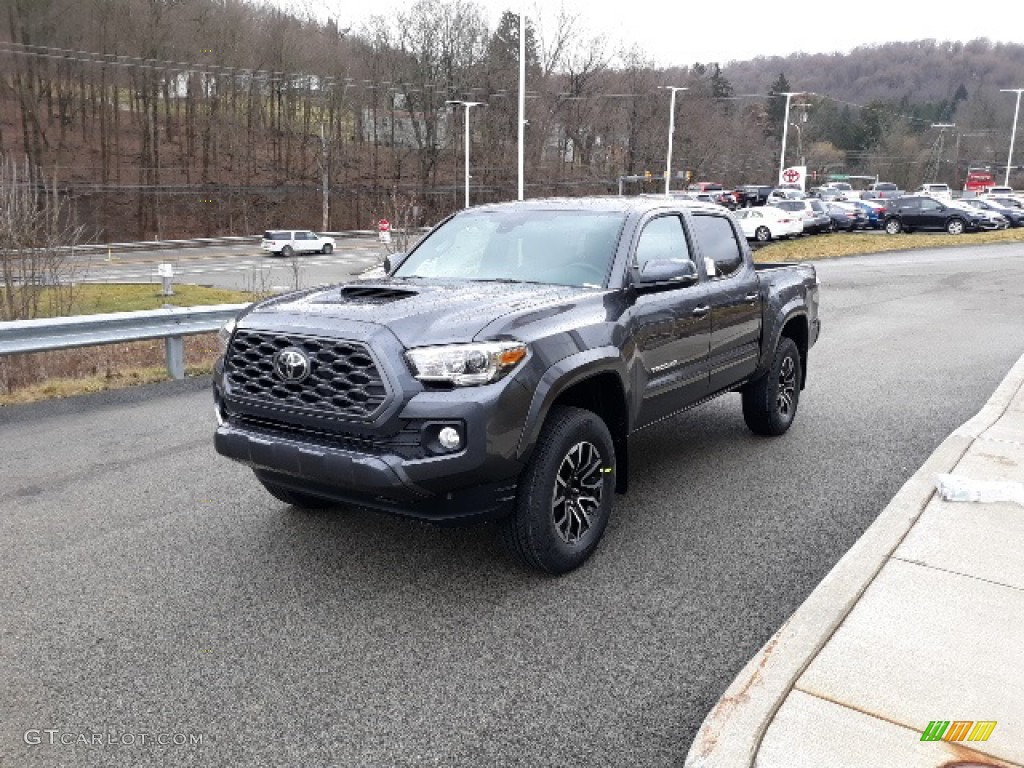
[438,427,461,451]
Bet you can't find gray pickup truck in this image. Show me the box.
[213,197,821,573]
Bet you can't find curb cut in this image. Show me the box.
[684,351,1024,768]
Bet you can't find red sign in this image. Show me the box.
[378,219,391,232]
[783,168,801,183]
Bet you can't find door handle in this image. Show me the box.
[745,293,759,303]
[692,305,710,317]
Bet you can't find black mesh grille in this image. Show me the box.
[226,330,388,419]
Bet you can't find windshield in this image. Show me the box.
[394,209,627,288]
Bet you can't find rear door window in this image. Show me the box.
[691,214,743,278]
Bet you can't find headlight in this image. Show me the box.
[216,317,237,357]
[406,341,527,386]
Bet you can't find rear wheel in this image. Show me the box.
[946,218,965,235]
[500,406,615,575]
[884,218,902,235]
[257,475,333,508]
[281,245,295,258]
[742,337,802,437]
[755,226,772,242]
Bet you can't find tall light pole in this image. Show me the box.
[446,100,485,209]
[1001,88,1024,187]
[777,92,803,184]
[660,86,688,195]
[790,122,804,166]
[518,7,526,200]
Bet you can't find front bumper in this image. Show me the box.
[214,419,520,523]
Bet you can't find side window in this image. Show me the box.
[634,215,691,273]
[921,199,941,212]
[692,214,744,278]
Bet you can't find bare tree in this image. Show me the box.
[0,156,86,320]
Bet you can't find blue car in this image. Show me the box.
[852,199,886,229]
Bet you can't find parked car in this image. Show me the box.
[986,185,1016,197]
[735,185,775,207]
[883,195,988,234]
[861,182,904,200]
[214,196,821,573]
[261,230,337,257]
[952,200,1010,230]
[733,206,803,241]
[825,201,867,231]
[985,195,1024,210]
[966,196,1024,227]
[851,199,886,229]
[814,187,843,202]
[767,188,806,203]
[685,182,737,209]
[914,183,953,201]
[770,199,831,234]
[819,181,856,201]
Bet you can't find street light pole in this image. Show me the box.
[660,86,688,195]
[446,100,485,209]
[1001,88,1024,187]
[790,122,804,166]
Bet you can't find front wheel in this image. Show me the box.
[884,218,902,235]
[742,337,802,436]
[946,218,965,235]
[322,243,334,254]
[755,226,771,243]
[500,406,615,575]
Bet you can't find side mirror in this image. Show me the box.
[637,259,698,286]
[383,252,407,274]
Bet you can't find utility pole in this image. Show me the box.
[1000,89,1024,187]
[319,124,329,231]
[927,123,955,183]
[518,6,526,200]
[446,100,485,208]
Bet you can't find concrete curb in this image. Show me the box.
[684,351,1024,768]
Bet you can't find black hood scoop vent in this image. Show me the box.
[337,285,418,303]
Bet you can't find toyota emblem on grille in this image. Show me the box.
[273,347,311,382]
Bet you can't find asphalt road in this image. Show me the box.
[3,242,1024,767]
[70,238,389,291]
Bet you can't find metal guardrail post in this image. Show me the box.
[165,336,185,379]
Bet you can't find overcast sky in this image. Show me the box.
[284,0,1022,67]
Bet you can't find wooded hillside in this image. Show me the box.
[2,0,1021,241]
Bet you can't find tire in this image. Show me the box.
[256,475,333,509]
[500,406,615,575]
[281,245,295,258]
[742,337,802,437]
[755,226,771,243]
[884,218,902,235]
[322,243,333,254]
[946,218,965,235]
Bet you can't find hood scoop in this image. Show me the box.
[336,284,418,303]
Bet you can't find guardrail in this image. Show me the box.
[0,303,248,379]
